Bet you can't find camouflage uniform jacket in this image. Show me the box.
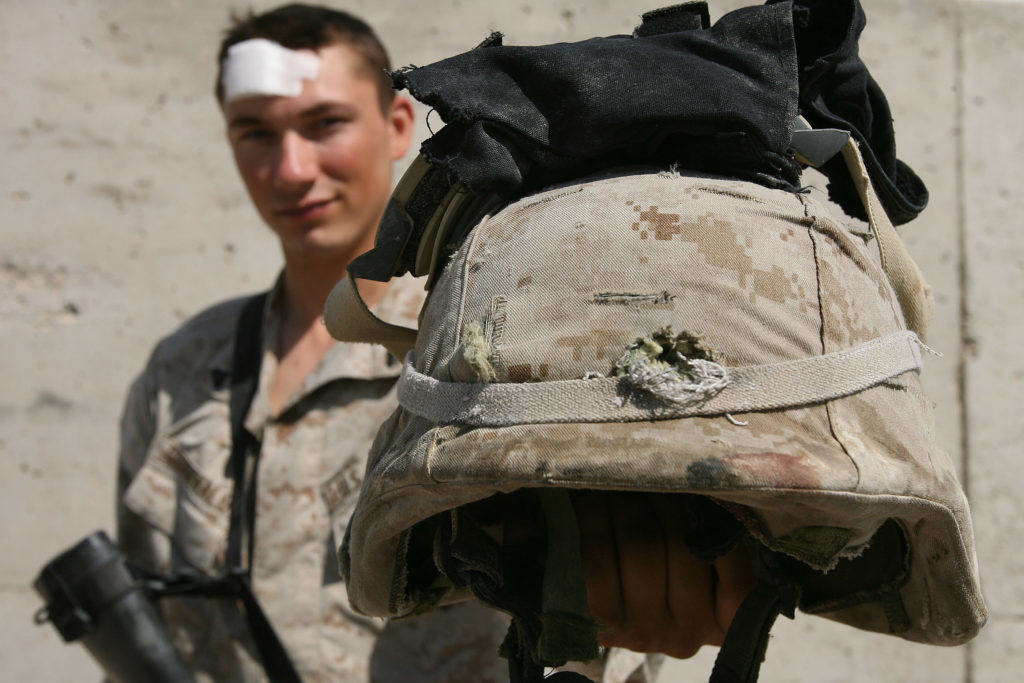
[116,274,512,682]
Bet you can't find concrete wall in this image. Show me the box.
[2,1,1021,680]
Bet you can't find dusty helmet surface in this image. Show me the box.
[329,145,985,652]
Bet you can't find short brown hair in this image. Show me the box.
[215,4,394,110]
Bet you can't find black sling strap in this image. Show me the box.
[225,293,303,683]
[226,293,266,573]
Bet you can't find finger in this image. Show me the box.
[603,492,668,652]
[609,492,668,635]
[652,495,720,656]
[571,490,623,629]
[712,541,757,633]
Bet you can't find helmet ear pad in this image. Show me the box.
[754,518,912,631]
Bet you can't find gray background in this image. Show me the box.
[2,0,1021,680]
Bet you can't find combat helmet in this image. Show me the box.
[323,2,986,681]
[326,140,984,680]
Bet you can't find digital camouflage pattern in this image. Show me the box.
[116,274,514,682]
[339,166,986,650]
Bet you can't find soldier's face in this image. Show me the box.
[224,43,412,260]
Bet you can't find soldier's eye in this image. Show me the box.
[311,117,348,135]
[239,129,275,143]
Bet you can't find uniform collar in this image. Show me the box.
[245,272,425,428]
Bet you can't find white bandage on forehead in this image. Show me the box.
[221,38,320,103]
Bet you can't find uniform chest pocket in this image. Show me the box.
[322,455,365,544]
[123,402,235,573]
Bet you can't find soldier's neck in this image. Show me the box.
[279,244,389,330]
[268,252,389,417]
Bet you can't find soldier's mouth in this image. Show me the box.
[277,197,338,219]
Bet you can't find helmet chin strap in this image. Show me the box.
[791,118,932,342]
[323,273,417,360]
[839,138,934,342]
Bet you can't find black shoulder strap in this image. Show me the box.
[225,293,303,683]
[226,293,266,570]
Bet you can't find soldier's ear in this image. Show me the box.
[387,95,414,161]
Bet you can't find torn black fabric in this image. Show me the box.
[390,0,924,231]
[394,1,801,201]
[770,0,927,224]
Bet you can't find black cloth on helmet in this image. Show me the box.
[391,0,925,228]
[771,0,928,224]
[395,2,801,200]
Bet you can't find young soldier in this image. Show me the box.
[115,5,510,680]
